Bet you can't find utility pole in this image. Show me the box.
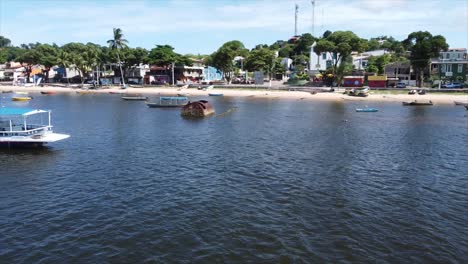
[172,62,175,86]
[294,4,299,36]
[311,0,315,37]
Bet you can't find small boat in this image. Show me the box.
[465,105,468,110]
[12,96,33,101]
[208,93,224,96]
[1,90,13,93]
[0,108,70,147]
[146,96,188,108]
[41,91,57,95]
[454,101,468,106]
[356,108,378,112]
[121,96,148,101]
[15,91,29,95]
[402,100,433,106]
[202,85,214,91]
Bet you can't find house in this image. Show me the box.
[367,75,387,88]
[309,42,341,73]
[430,48,468,83]
[384,62,417,86]
[174,59,204,84]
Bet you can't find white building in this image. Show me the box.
[309,42,342,73]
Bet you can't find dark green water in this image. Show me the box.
[1,93,467,263]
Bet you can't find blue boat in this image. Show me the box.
[208,93,224,96]
[356,108,378,112]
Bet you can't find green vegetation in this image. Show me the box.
[0,29,455,87]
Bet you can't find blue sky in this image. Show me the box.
[1,0,467,54]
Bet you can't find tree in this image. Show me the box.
[403,31,448,87]
[244,48,276,78]
[293,33,316,56]
[16,48,40,82]
[36,44,59,82]
[107,28,128,86]
[313,31,366,86]
[209,40,248,83]
[0,36,12,47]
[322,30,332,39]
[56,49,71,85]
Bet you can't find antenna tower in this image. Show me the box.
[311,0,315,37]
[294,4,299,36]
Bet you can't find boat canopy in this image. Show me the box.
[160,97,188,100]
[0,108,48,116]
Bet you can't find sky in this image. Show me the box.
[0,0,467,55]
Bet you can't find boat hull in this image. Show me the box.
[121,97,148,100]
[208,93,224,96]
[146,103,183,108]
[12,97,32,101]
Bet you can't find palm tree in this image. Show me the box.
[56,50,71,86]
[107,28,128,87]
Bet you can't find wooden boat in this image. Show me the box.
[181,100,215,117]
[121,96,148,101]
[146,96,188,108]
[454,101,468,106]
[356,108,378,112]
[12,96,33,101]
[402,100,433,106]
[0,108,69,147]
[1,90,13,93]
[41,91,57,95]
[208,93,224,96]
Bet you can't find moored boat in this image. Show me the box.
[121,95,148,100]
[356,108,378,112]
[402,100,433,106]
[208,93,224,96]
[181,100,215,117]
[454,101,468,106]
[41,91,57,95]
[465,105,468,110]
[146,96,188,108]
[0,108,70,147]
[12,96,33,101]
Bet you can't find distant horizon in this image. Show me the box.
[1,0,467,54]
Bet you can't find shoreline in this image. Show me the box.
[1,85,467,104]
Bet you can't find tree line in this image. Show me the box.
[0,29,449,86]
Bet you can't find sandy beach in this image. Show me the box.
[1,84,467,105]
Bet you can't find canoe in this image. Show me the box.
[15,91,29,95]
[12,96,32,101]
[208,93,223,96]
[402,100,433,106]
[1,90,13,93]
[356,108,378,112]
[454,101,468,106]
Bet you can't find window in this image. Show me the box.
[441,64,446,72]
[322,53,326,60]
[447,64,452,72]
[446,53,450,59]
[458,64,463,73]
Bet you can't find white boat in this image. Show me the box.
[0,108,70,147]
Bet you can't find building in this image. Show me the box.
[384,62,417,86]
[309,42,341,73]
[430,48,468,83]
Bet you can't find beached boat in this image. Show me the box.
[2,90,13,93]
[146,96,188,108]
[181,100,215,117]
[41,91,57,95]
[12,96,33,101]
[402,100,433,106]
[76,90,92,94]
[208,93,224,96]
[356,108,378,112]
[0,108,70,147]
